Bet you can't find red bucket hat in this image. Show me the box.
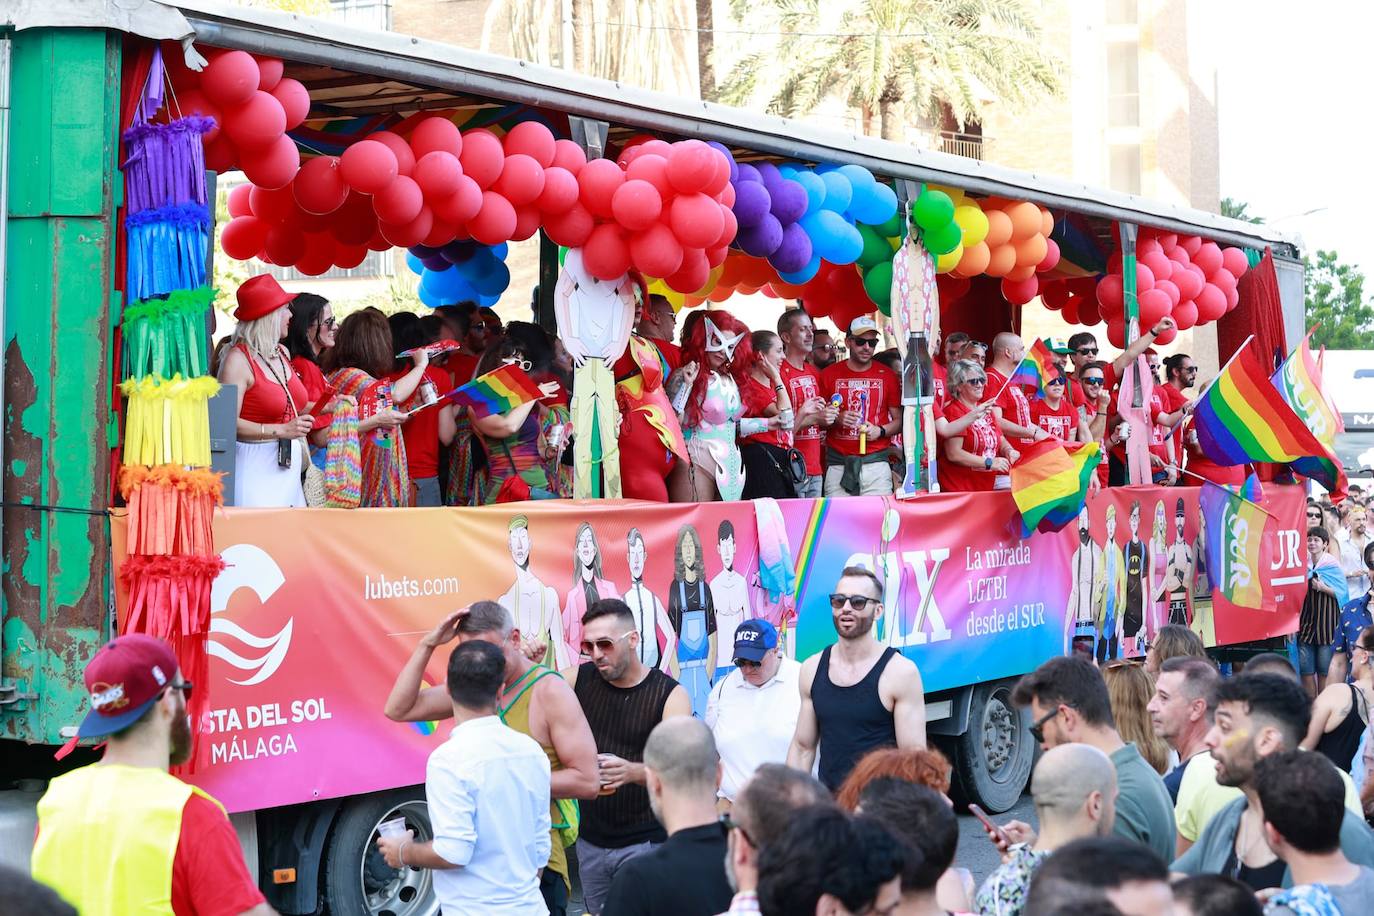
[235,274,297,322]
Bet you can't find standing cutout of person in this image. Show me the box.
[620,527,676,671]
[709,520,751,679]
[668,524,716,717]
[1098,505,1128,663]
[562,522,618,664]
[499,515,568,670]
[1148,500,1170,647]
[1066,505,1106,657]
[1124,500,1149,655]
[1162,497,1196,628]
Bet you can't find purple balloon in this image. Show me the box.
[770,178,809,226]
[411,244,440,258]
[421,255,450,271]
[736,213,783,258]
[732,180,773,229]
[768,222,813,273]
[441,239,478,263]
[736,162,762,184]
[755,161,783,191]
[707,141,739,184]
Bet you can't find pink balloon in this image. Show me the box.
[629,222,685,278]
[1173,300,1198,330]
[1221,246,1250,279]
[1136,288,1172,327]
[666,140,717,194]
[1172,264,1205,302]
[503,121,556,168]
[537,167,580,215]
[367,131,415,177]
[373,176,424,225]
[1154,278,1181,307]
[269,78,310,131]
[1195,283,1226,322]
[550,139,587,175]
[1135,262,1156,292]
[583,223,632,279]
[460,129,506,189]
[468,191,517,245]
[432,175,484,226]
[578,159,625,219]
[612,179,664,231]
[493,154,545,207]
[1225,285,1240,310]
[669,193,724,249]
[1037,237,1061,273]
[543,203,594,248]
[1211,267,1238,291]
[202,50,260,108]
[1140,251,1171,286]
[1193,241,1223,276]
[625,154,674,200]
[339,140,399,194]
[414,152,464,201]
[1179,235,1202,256]
[410,117,463,160]
[293,155,349,215]
[255,56,284,92]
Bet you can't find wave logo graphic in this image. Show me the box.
[209,544,295,686]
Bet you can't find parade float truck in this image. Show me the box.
[0,4,1312,915]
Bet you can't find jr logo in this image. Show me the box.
[208,543,295,686]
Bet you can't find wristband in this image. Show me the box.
[984,457,993,470]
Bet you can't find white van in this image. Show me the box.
[1321,350,1374,480]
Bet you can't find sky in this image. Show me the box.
[1216,2,1374,273]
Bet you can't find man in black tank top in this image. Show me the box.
[787,566,927,790]
[569,598,692,914]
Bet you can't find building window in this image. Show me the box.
[1106,41,1140,129]
[1109,145,1141,195]
[268,248,395,283]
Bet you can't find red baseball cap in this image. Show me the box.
[77,634,181,739]
[234,274,297,322]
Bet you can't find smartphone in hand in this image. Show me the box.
[968,803,1010,847]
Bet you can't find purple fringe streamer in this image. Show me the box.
[122,116,214,214]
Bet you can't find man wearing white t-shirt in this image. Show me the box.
[705,620,802,805]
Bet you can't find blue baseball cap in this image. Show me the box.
[77,634,180,739]
[733,619,778,662]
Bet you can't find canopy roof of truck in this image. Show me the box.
[15,0,1297,256]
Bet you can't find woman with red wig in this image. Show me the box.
[665,310,777,502]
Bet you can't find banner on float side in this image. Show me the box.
[111,486,1307,813]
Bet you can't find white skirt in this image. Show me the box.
[234,439,305,508]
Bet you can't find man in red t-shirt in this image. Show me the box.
[778,308,827,498]
[32,635,269,916]
[985,332,1053,452]
[1159,352,1196,470]
[819,317,902,496]
[1066,317,1176,410]
[636,293,682,371]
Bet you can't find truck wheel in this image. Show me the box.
[322,789,439,916]
[948,680,1033,813]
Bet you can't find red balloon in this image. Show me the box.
[220,216,270,260]
[611,179,663,231]
[718,182,736,208]
[1037,237,1062,273]
[264,224,305,266]
[1139,251,1171,286]
[293,155,349,214]
[340,140,399,194]
[1154,325,1178,346]
[705,244,729,268]
[511,205,542,242]
[203,135,238,174]
[550,139,587,175]
[670,193,724,249]
[241,135,299,190]
[713,207,738,250]
[629,223,684,278]
[269,78,310,131]
[1077,297,1102,327]
[1154,278,1181,307]
[493,154,545,207]
[248,185,296,223]
[1061,296,1080,326]
[1179,235,1202,256]
[334,243,369,269]
[1042,283,1070,310]
[1173,300,1198,330]
[1211,267,1238,291]
[227,183,253,218]
[625,154,673,200]
[1096,274,1125,310]
[578,159,625,218]
[1137,237,1163,260]
[537,166,580,214]
[433,175,484,226]
[1221,246,1250,279]
[1195,284,1226,322]
[202,50,260,108]
[703,149,731,197]
[503,121,556,168]
[296,208,332,233]
[543,203,595,248]
[1173,264,1205,302]
[1165,245,1190,267]
[1000,275,1039,306]
[410,117,463,160]
[1134,262,1156,292]
[666,248,710,294]
[373,176,425,225]
[296,233,337,276]
[1156,232,1178,250]
[468,191,517,245]
[1225,285,1240,310]
[459,129,505,190]
[422,219,457,249]
[414,152,464,201]
[367,131,415,177]
[379,206,434,249]
[366,228,391,252]
[177,90,223,143]
[1105,317,1126,349]
[331,193,378,246]
[666,140,717,195]
[224,91,286,151]
[1137,288,1172,327]
[255,57,284,92]
[1193,241,1223,276]
[583,224,632,280]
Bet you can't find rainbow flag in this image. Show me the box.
[441,363,543,418]
[1200,475,1267,609]
[1270,333,1347,501]
[1009,439,1101,537]
[1192,342,1331,468]
[1008,338,1059,396]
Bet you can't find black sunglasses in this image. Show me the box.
[1076,347,1098,356]
[162,680,194,701]
[1029,704,1067,743]
[721,813,755,847]
[829,593,879,611]
[734,657,763,669]
[1081,376,1105,385]
[849,337,879,348]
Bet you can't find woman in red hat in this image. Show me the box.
[217,274,318,507]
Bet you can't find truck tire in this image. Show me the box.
[948,680,1034,813]
[322,788,439,916]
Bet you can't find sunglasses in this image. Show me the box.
[734,657,764,669]
[720,812,755,848]
[578,631,634,657]
[1029,704,1066,743]
[850,337,879,348]
[162,680,194,701]
[814,344,837,352]
[318,316,336,330]
[471,321,502,333]
[1047,377,1066,386]
[829,593,879,611]
[964,377,987,386]
[501,356,534,372]
[1076,347,1099,356]
[1081,376,1105,385]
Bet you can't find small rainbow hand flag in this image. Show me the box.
[440,363,544,418]
[1008,338,1059,396]
[1010,439,1101,537]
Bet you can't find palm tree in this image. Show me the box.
[698,0,717,100]
[720,0,1061,141]
[1220,197,1262,225]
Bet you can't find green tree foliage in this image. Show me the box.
[1221,197,1262,224]
[720,0,1061,140]
[1305,249,1374,350]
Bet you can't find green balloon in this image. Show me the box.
[558,246,568,266]
[863,260,893,312]
[913,190,955,232]
[924,221,962,256]
[874,211,904,238]
[857,225,892,269]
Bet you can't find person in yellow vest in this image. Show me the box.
[30,634,272,916]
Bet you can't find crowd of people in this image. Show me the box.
[29,545,1374,915]
[219,269,1258,507]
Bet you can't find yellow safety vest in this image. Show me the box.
[31,763,224,916]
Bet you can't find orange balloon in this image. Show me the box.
[985,244,1017,277]
[709,286,733,301]
[981,196,1011,210]
[741,256,774,288]
[1006,201,1042,241]
[1006,263,1036,282]
[717,255,745,288]
[1014,233,1048,268]
[956,241,991,276]
[983,209,1013,248]
[770,280,806,298]
[1040,207,1054,237]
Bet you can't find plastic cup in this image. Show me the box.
[378,816,408,839]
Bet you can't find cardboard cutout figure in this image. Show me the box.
[667,523,716,716]
[621,526,676,670]
[499,514,567,669]
[1098,505,1128,662]
[709,519,750,678]
[1162,497,1196,627]
[1066,505,1106,656]
[554,249,635,498]
[562,522,618,663]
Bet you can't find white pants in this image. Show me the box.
[234,439,305,508]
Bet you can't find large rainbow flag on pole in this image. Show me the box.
[1199,475,1268,610]
[1008,338,1059,396]
[440,363,544,418]
[1191,341,1332,470]
[1009,439,1101,536]
[1270,331,1347,501]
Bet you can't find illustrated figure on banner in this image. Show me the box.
[1124,499,1150,654]
[499,514,567,669]
[1149,500,1170,643]
[562,522,618,663]
[709,520,751,679]
[1191,511,1216,646]
[668,523,716,716]
[553,248,635,499]
[1161,497,1196,627]
[620,527,676,671]
[1066,505,1106,657]
[1097,505,1128,662]
[613,273,687,501]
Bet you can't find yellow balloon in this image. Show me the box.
[935,244,964,274]
[691,264,725,298]
[887,235,901,251]
[928,183,966,207]
[953,205,990,247]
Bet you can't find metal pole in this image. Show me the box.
[0,36,12,653]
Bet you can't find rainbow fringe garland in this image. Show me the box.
[119,465,222,556]
[120,375,219,468]
[122,286,216,381]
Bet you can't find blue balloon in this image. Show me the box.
[418,285,439,308]
[793,170,826,215]
[479,292,500,307]
[819,171,853,213]
[804,210,863,264]
[778,254,821,285]
[405,251,426,276]
[836,164,876,194]
[492,242,509,260]
[850,182,899,226]
[470,260,511,297]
